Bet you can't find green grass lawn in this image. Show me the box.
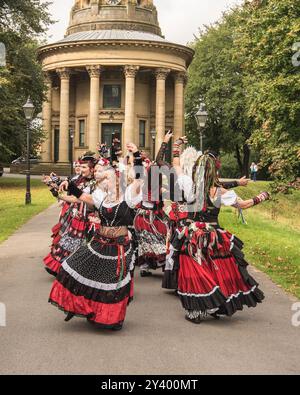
[219,182,300,299]
[0,177,54,243]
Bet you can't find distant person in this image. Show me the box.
[250,162,258,182]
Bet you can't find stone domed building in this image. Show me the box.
[38,0,194,167]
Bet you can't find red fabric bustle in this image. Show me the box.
[134,215,168,235]
[49,281,129,326]
[70,217,86,232]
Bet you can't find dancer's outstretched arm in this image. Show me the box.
[219,187,270,209]
[61,174,108,207]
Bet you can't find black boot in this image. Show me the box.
[64,312,75,322]
[111,324,123,331]
[45,267,57,277]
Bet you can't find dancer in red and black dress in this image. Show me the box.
[164,140,268,324]
[43,156,96,277]
[42,161,82,262]
[49,144,144,330]
[134,132,173,277]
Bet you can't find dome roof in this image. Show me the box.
[57,29,167,44]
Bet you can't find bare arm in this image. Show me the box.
[219,188,270,210]
[173,136,188,175]
[59,195,81,204]
[77,193,95,207]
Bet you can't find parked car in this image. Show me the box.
[11,156,39,165]
[0,163,3,177]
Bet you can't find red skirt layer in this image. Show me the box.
[209,255,251,298]
[49,281,129,326]
[177,254,227,312]
[43,253,61,276]
[134,215,168,235]
[178,255,218,295]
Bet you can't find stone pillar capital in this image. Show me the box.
[174,71,188,85]
[56,68,71,80]
[43,71,52,86]
[86,65,102,78]
[155,68,171,81]
[124,65,139,78]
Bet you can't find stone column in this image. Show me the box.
[124,65,139,146]
[41,72,52,162]
[174,71,187,141]
[155,68,170,154]
[87,65,101,151]
[57,68,71,163]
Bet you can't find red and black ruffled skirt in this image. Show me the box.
[134,208,169,270]
[49,235,135,330]
[44,204,87,277]
[206,229,265,316]
[164,223,264,316]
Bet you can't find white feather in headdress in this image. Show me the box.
[180,146,202,178]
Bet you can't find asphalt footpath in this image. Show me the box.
[0,204,299,375]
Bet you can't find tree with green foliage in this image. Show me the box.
[185,6,254,177]
[0,0,53,163]
[234,0,300,192]
[186,0,300,190]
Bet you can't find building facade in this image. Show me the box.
[38,0,194,165]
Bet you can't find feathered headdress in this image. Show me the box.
[180,147,202,178]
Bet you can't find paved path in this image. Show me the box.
[0,204,299,375]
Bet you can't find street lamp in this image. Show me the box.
[23,97,35,205]
[69,128,75,176]
[150,129,157,161]
[109,112,114,123]
[195,102,208,153]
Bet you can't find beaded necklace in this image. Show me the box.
[99,200,122,227]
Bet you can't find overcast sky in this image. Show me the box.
[46,0,243,45]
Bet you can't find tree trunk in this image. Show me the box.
[235,145,243,175]
[242,144,251,178]
[235,144,251,178]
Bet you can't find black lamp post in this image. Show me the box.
[150,129,157,161]
[23,97,35,205]
[195,102,208,153]
[69,128,74,176]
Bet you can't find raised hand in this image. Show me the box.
[238,176,250,187]
[42,175,51,184]
[174,136,188,146]
[126,143,138,154]
[59,180,69,193]
[164,130,174,144]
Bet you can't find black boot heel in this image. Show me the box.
[65,312,75,322]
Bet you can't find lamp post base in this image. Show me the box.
[25,170,31,205]
[25,192,31,205]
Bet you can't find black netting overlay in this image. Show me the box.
[61,239,135,288]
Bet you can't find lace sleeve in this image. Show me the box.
[92,189,105,209]
[177,174,195,203]
[125,184,143,209]
[221,190,238,206]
